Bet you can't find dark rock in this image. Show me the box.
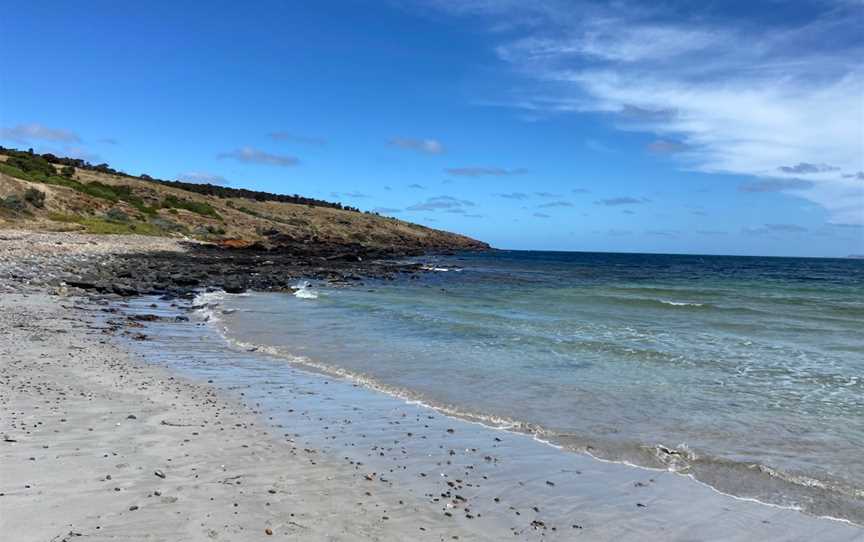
[65,279,97,290]
[171,275,200,287]
[223,283,246,294]
[112,284,139,296]
[128,314,160,322]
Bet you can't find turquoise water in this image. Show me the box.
[213,251,864,522]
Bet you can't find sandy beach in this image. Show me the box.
[1,234,862,541]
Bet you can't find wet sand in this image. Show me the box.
[1,292,862,541]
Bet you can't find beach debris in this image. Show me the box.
[265,527,273,535]
[154,469,166,479]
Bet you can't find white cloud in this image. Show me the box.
[390,137,445,154]
[0,123,81,143]
[423,0,864,224]
[445,166,528,176]
[407,195,475,211]
[178,172,231,185]
[217,147,299,167]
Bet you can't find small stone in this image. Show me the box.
[265,528,273,535]
[129,505,139,511]
[154,470,166,479]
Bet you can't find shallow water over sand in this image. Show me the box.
[116,295,863,540]
[210,251,864,523]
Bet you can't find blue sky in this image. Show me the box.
[1,0,862,257]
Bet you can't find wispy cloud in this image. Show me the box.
[647,139,687,154]
[534,191,562,198]
[778,162,839,174]
[595,196,649,206]
[571,188,590,194]
[496,192,530,200]
[178,172,231,185]
[0,123,80,143]
[373,207,402,214]
[584,139,614,153]
[646,229,679,237]
[330,191,370,200]
[390,137,445,154]
[97,137,119,145]
[424,0,864,224]
[407,195,475,211]
[218,147,299,167]
[269,132,326,146]
[744,223,808,235]
[445,166,528,177]
[537,200,573,208]
[739,178,814,192]
[408,183,427,189]
[533,212,550,218]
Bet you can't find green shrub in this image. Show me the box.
[1,194,28,214]
[161,195,222,219]
[60,166,75,178]
[104,208,130,222]
[23,188,45,208]
[150,217,186,232]
[0,162,42,182]
[6,154,56,178]
[47,212,164,236]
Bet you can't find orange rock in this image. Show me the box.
[219,238,253,249]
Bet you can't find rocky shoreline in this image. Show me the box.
[0,230,461,298]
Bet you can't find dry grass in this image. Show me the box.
[0,154,486,249]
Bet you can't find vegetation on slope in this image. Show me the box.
[0,146,360,212]
[0,147,488,251]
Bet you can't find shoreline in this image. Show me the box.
[2,232,862,540]
[1,293,506,541]
[120,292,861,539]
[204,286,864,526]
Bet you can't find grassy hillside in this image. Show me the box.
[0,149,487,251]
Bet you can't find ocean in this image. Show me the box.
[205,250,864,522]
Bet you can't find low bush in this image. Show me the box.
[47,212,163,235]
[23,188,45,208]
[104,208,130,222]
[1,194,28,214]
[6,154,56,178]
[161,195,222,220]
